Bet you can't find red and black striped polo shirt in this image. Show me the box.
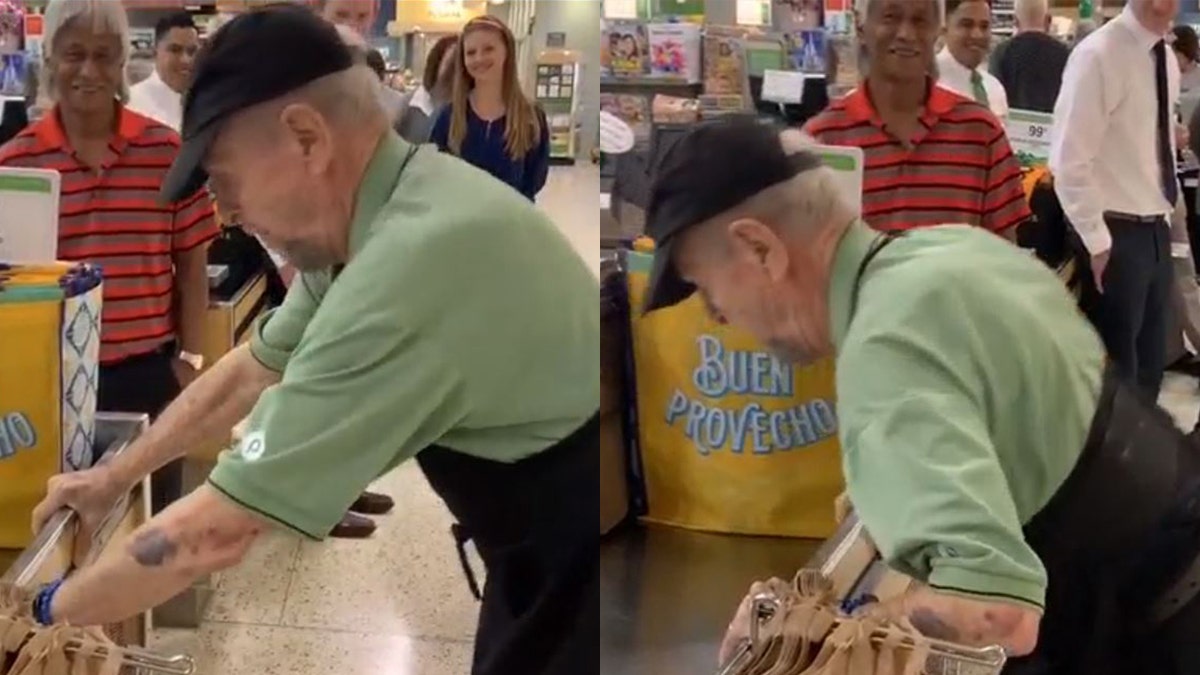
[803,84,1031,235]
[0,106,219,364]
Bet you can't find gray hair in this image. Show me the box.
[1014,0,1049,27]
[41,0,131,105]
[333,22,367,51]
[234,65,388,140]
[854,0,944,24]
[697,129,855,246]
[316,0,380,9]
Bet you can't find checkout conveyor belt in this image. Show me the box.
[601,517,1007,675]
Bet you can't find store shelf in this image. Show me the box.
[537,53,582,162]
[602,76,700,88]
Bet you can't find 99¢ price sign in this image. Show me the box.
[1005,109,1055,168]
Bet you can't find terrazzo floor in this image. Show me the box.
[148,164,601,674]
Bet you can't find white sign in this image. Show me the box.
[599,110,635,154]
[761,69,807,105]
[1005,109,1055,166]
[813,145,865,217]
[0,168,60,263]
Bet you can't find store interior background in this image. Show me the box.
[0,1,600,673]
[112,0,602,275]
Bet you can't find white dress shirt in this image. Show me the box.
[127,70,183,132]
[410,86,435,116]
[1048,6,1180,255]
[936,48,1009,119]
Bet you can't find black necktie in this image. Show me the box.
[1154,40,1179,206]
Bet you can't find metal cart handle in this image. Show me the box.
[2,413,146,588]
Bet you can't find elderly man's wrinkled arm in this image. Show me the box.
[48,485,265,626]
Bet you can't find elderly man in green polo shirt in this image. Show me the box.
[24,7,598,675]
[641,118,1200,673]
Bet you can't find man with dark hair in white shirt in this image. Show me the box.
[1049,0,1181,398]
[127,12,198,131]
[936,0,1009,119]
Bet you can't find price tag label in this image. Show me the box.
[1005,109,1055,167]
[761,69,807,105]
[814,145,865,217]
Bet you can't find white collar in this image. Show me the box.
[937,47,982,79]
[147,70,176,95]
[410,87,435,116]
[1118,5,1165,52]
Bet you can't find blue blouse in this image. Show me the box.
[430,104,550,201]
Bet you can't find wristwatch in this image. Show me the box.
[178,350,205,371]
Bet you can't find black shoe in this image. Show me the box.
[1167,354,1200,377]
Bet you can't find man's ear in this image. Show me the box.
[727,218,789,282]
[278,103,334,174]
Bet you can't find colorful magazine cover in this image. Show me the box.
[600,93,651,146]
[702,33,746,96]
[604,21,650,78]
[787,29,828,75]
[0,52,25,96]
[647,22,701,83]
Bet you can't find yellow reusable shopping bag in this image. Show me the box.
[0,263,102,548]
[626,250,844,539]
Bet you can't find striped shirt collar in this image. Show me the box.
[32,103,150,153]
[842,78,960,129]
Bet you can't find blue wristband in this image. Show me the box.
[841,592,879,616]
[33,579,64,626]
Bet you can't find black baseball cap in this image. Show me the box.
[160,4,355,204]
[641,117,823,314]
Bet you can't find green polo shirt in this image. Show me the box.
[830,222,1105,609]
[207,134,600,539]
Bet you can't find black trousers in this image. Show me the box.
[1078,215,1173,398]
[97,347,182,515]
[418,414,600,675]
[1004,368,1200,675]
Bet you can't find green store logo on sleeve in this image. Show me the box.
[666,336,837,455]
[0,411,37,460]
[239,430,267,462]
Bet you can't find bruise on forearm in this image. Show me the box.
[52,494,262,627]
[894,585,1033,652]
[129,528,180,567]
[909,606,962,642]
[127,521,260,572]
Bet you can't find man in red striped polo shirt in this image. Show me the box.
[0,0,217,514]
[804,0,1030,239]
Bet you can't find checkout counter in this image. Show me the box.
[0,257,273,631]
[0,414,196,674]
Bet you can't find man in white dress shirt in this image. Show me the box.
[126,12,198,132]
[1049,0,1181,398]
[936,0,1010,119]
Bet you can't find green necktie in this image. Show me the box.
[971,70,990,107]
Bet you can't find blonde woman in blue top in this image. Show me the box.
[431,15,549,201]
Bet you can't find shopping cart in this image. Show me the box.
[715,592,1008,675]
[714,512,1009,675]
